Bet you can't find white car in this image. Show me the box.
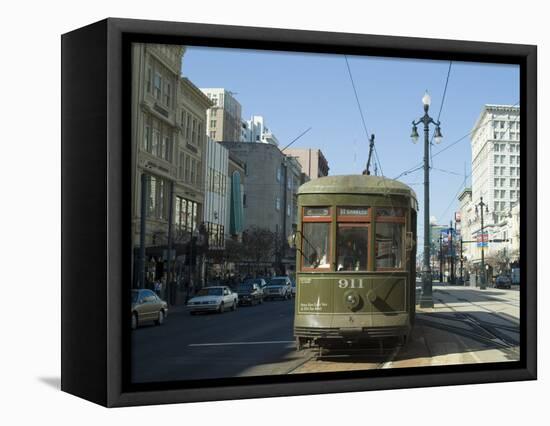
[187,286,238,314]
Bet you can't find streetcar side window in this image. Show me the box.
[375,207,405,270]
[302,222,330,269]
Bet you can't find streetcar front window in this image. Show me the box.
[302,222,330,269]
[336,225,368,271]
[375,223,404,269]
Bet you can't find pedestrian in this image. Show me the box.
[154,279,161,297]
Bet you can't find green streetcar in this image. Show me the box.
[291,174,418,350]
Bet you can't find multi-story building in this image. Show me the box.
[220,141,302,273]
[174,77,212,238]
[131,43,185,288]
[458,188,475,266]
[285,148,330,179]
[201,88,242,142]
[204,137,230,251]
[470,105,520,222]
[461,104,520,277]
[131,44,211,291]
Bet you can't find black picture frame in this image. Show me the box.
[61,17,537,407]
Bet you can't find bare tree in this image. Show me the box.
[242,226,276,272]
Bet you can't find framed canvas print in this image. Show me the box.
[61,18,536,407]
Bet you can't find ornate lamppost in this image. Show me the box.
[410,91,443,307]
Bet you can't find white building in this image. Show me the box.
[471,104,520,222]
[462,104,520,272]
[241,115,280,146]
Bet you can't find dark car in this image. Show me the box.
[237,282,264,306]
[495,275,512,289]
[243,277,268,291]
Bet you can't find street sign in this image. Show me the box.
[476,233,488,247]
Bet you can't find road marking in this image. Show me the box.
[189,340,295,347]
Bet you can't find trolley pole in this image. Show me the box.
[410,91,443,308]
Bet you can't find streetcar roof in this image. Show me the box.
[298,174,417,201]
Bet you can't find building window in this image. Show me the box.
[153,72,162,100]
[146,175,168,220]
[243,193,247,208]
[276,197,280,211]
[210,120,216,128]
[152,121,161,156]
[143,122,151,151]
[175,197,200,233]
[210,131,216,139]
[494,144,499,152]
[186,115,191,141]
[287,204,291,217]
[192,118,197,145]
[276,167,281,182]
[164,82,171,107]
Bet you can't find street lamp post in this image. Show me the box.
[475,196,489,290]
[439,233,443,282]
[411,91,443,308]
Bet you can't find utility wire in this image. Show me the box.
[438,173,471,221]
[344,56,371,139]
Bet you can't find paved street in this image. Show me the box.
[131,297,306,383]
[132,284,520,382]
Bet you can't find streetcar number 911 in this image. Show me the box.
[338,278,364,289]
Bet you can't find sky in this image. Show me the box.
[180,46,519,248]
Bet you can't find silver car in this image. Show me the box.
[187,286,238,314]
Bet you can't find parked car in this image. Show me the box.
[264,276,292,300]
[187,286,238,314]
[237,282,264,306]
[495,275,512,289]
[243,277,268,291]
[131,289,168,329]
